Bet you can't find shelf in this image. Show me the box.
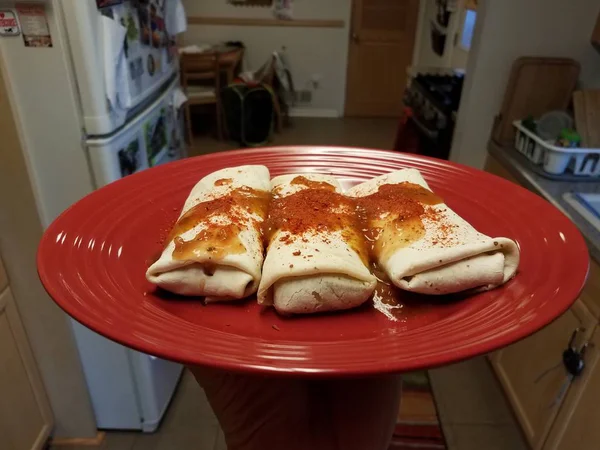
[187,16,345,29]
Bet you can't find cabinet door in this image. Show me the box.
[0,288,53,450]
[489,300,596,449]
[484,155,522,185]
[0,255,6,292]
[578,258,600,320]
[543,325,600,450]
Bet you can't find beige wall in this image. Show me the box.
[450,0,600,169]
[0,14,98,442]
[181,0,352,115]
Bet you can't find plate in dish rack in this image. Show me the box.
[37,147,589,376]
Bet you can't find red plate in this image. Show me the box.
[38,147,589,376]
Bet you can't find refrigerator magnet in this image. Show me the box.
[0,10,20,36]
[147,54,156,76]
[15,3,52,47]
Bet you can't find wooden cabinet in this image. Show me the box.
[578,258,600,319]
[0,257,6,292]
[591,11,600,52]
[465,0,478,11]
[0,287,53,449]
[484,154,521,185]
[490,300,596,449]
[485,153,600,450]
[543,326,600,450]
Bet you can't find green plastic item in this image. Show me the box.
[557,128,581,148]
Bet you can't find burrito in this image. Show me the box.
[347,169,520,295]
[147,165,271,301]
[258,174,377,314]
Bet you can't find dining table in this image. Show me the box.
[179,44,244,84]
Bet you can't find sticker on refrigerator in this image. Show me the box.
[0,10,20,36]
[118,139,141,177]
[166,107,181,157]
[144,109,167,166]
[147,54,156,76]
[137,4,151,46]
[15,3,52,47]
[149,0,166,48]
[123,10,138,42]
[129,57,143,96]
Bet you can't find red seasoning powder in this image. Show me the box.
[264,177,369,264]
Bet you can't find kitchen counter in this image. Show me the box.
[488,140,600,263]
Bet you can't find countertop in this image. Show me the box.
[488,141,600,263]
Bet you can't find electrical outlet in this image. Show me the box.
[284,90,312,104]
[299,90,312,103]
[310,74,322,89]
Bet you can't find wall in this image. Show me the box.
[450,0,600,169]
[181,0,352,116]
[0,0,98,439]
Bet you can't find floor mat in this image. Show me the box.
[390,371,447,450]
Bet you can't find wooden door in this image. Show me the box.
[489,300,596,450]
[345,0,419,117]
[543,325,600,450]
[0,288,53,450]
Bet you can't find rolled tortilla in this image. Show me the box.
[258,174,377,314]
[347,169,520,294]
[147,165,270,301]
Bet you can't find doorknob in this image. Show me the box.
[351,32,360,43]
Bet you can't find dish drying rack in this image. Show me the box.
[513,120,600,179]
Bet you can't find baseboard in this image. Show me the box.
[50,431,106,447]
[289,107,340,118]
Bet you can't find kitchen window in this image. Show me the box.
[459,9,477,50]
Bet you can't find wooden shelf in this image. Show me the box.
[465,0,478,11]
[187,16,345,29]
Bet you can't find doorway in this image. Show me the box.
[344,0,420,117]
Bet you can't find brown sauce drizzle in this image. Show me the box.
[173,224,245,261]
[168,186,270,261]
[355,182,443,262]
[214,178,233,186]
[289,175,337,191]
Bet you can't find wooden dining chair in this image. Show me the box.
[180,52,223,144]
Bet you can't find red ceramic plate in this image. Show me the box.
[38,147,589,376]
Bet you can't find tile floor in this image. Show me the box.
[51,119,529,450]
[429,357,529,450]
[187,117,399,157]
[50,357,527,450]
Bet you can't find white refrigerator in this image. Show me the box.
[0,0,187,432]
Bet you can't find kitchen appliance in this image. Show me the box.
[0,0,187,432]
[403,71,465,160]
